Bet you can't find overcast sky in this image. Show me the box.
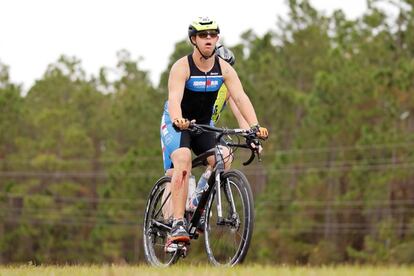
[0,0,370,90]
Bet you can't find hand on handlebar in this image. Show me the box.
[250,124,269,140]
[257,127,268,139]
[173,118,191,130]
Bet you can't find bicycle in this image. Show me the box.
[143,123,264,266]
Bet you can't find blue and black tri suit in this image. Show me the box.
[160,54,224,171]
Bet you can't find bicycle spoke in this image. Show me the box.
[154,192,171,218]
[235,231,245,242]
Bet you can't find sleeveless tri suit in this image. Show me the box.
[160,54,228,171]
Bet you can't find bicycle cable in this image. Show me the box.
[221,134,240,164]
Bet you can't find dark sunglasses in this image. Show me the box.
[197,31,218,39]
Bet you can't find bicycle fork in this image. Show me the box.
[214,147,238,226]
[215,175,238,225]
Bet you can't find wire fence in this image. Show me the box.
[1,140,413,165]
[1,194,414,232]
[1,142,414,235]
[2,161,414,178]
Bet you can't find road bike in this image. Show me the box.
[143,123,264,266]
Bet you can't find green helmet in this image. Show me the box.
[188,16,220,39]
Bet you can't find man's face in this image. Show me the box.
[193,30,219,55]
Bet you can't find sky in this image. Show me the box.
[0,0,370,90]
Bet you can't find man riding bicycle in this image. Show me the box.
[160,16,268,252]
[160,44,253,236]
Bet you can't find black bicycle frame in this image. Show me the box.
[187,136,232,237]
[152,124,259,238]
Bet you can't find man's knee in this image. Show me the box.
[165,169,174,177]
[172,148,191,167]
[207,155,216,167]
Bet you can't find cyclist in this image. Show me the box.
[160,16,268,252]
[161,44,250,231]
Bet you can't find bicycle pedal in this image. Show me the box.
[177,243,188,257]
[164,243,179,253]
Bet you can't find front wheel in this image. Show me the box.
[204,169,254,266]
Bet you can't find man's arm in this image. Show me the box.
[220,60,259,127]
[221,60,268,139]
[228,96,250,129]
[168,58,189,128]
[229,95,264,152]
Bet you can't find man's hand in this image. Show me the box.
[173,117,190,130]
[251,124,269,139]
[257,127,269,139]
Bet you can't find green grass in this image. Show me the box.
[0,265,413,276]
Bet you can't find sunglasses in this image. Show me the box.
[197,31,219,39]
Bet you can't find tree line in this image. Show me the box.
[1,0,414,265]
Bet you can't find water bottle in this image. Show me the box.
[186,175,196,211]
[189,169,212,210]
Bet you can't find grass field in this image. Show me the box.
[0,265,413,276]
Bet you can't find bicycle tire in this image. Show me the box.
[204,169,254,266]
[143,176,181,267]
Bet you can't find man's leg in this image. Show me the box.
[164,147,192,251]
[170,148,192,220]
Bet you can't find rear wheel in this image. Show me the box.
[143,176,180,266]
[204,170,254,266]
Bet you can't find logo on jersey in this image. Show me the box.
[186,76,224,92]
